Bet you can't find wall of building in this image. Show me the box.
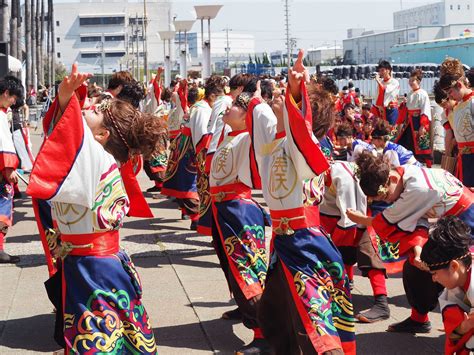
[391,35,474,67]
[54,0,171,74]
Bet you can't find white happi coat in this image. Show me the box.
[207,95,233,156]
[406,88,432,120]
[320,161,367,229]
[376,77,400,107]
[380,165,464,232]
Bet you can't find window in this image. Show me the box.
[79,16,125,26]
[458,4,461,10]
[81,36,101,42]
[56,20,60,26]
[56,37,60,43]
[105,52,125,58]
[105,35,125,42]
[450,4,453,9]
[81,52,100,58]
[129,17,144,25]
[57,52,61,58]
[129,35,144,42]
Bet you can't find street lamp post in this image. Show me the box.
[194,5,222,79]
[174,20,196,79]
[158,30,176,87]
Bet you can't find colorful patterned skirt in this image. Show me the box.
[62,250,157,354]
[268,227,356,354]
[212,198,268,300]
[162,132,198,200]
[196,150,212,235]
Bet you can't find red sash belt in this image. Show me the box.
[445,187,474,217]
[61,230,120,256]
[181,127,192,137]
[210,182,251,202]
[407,109,421,115]
[458,141,474,155]
[169,129,181,139]
[270,206,320,235]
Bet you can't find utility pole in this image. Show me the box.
[99,33,105,88]
[143,0,148,82]
[223,27,231,69]
[135,13,140,80]
[284,0,290,70]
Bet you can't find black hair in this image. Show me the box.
[348,82,354,89]
[356,151,391,197]
[344,103,355,111]
[116,80,145,109]
[188,87,199,106]
[242,76,258,94]
[421,216,472,270]
[204,75,226,100]
[377,60,392,72]
[371,120,391,140]
[433,80,448,105]
[342,85,348,91]
[318,77,338,95]
[260,80,273,101]
[335,123,353,138]
[11,97,25,110]
[229,73,253,90]
[362,103,371,111]
[0,75,24,99]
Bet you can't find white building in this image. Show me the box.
[306,45,343,65]
[54,0,171,75]
[343,23,474,64]
[394,0,474,29]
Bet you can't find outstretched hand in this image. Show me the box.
[58,63,92,111]
[253,80,262,100]
[288,49,309,102]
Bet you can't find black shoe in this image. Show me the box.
[0,251,20,264]
[13,191,23,199]
[190,221,198,231]
[357,294,390,323]
[222,307,242,321]
[146,186,161,193]
[235,338,272,355]
[387,316,431,333]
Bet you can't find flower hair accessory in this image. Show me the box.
[97,98,130,151]
[377,184,389,196]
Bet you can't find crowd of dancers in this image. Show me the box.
[0,49,473,354]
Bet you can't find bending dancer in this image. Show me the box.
[421,216,474,355]
[251,51,356,354]
[210,91,270,354]
[347,152,473,333]
[27,65,160,353]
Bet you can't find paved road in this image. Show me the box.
[0,132,445,354]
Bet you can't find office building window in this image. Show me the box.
[56,37,60,43]
[105,52,126,58]
[80,16,125,26]
[57,52,61,58]
[56,20,60,26]
[129,17,144,25]
[81,36,102,42]
[81,53,100,58]
[105,35,125,42]
[458,4,461,10]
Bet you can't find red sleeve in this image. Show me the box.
[152,79,162,105]
[442,305,474,355]
[372,213,428,256]
[120,158,154,218]
[420,114,430,128]
[443,121,453,131]
[376,82,385,107]
[178,83,188,113]
[285,81,329,176]
[27,95,84,200]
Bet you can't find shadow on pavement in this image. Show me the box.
[131,250,219,270]
[0,314,60,353]
[355,331,444,354]
[154,318,245,352]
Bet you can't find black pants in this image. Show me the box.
[258,259,319,355]
[403,260,443,315]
